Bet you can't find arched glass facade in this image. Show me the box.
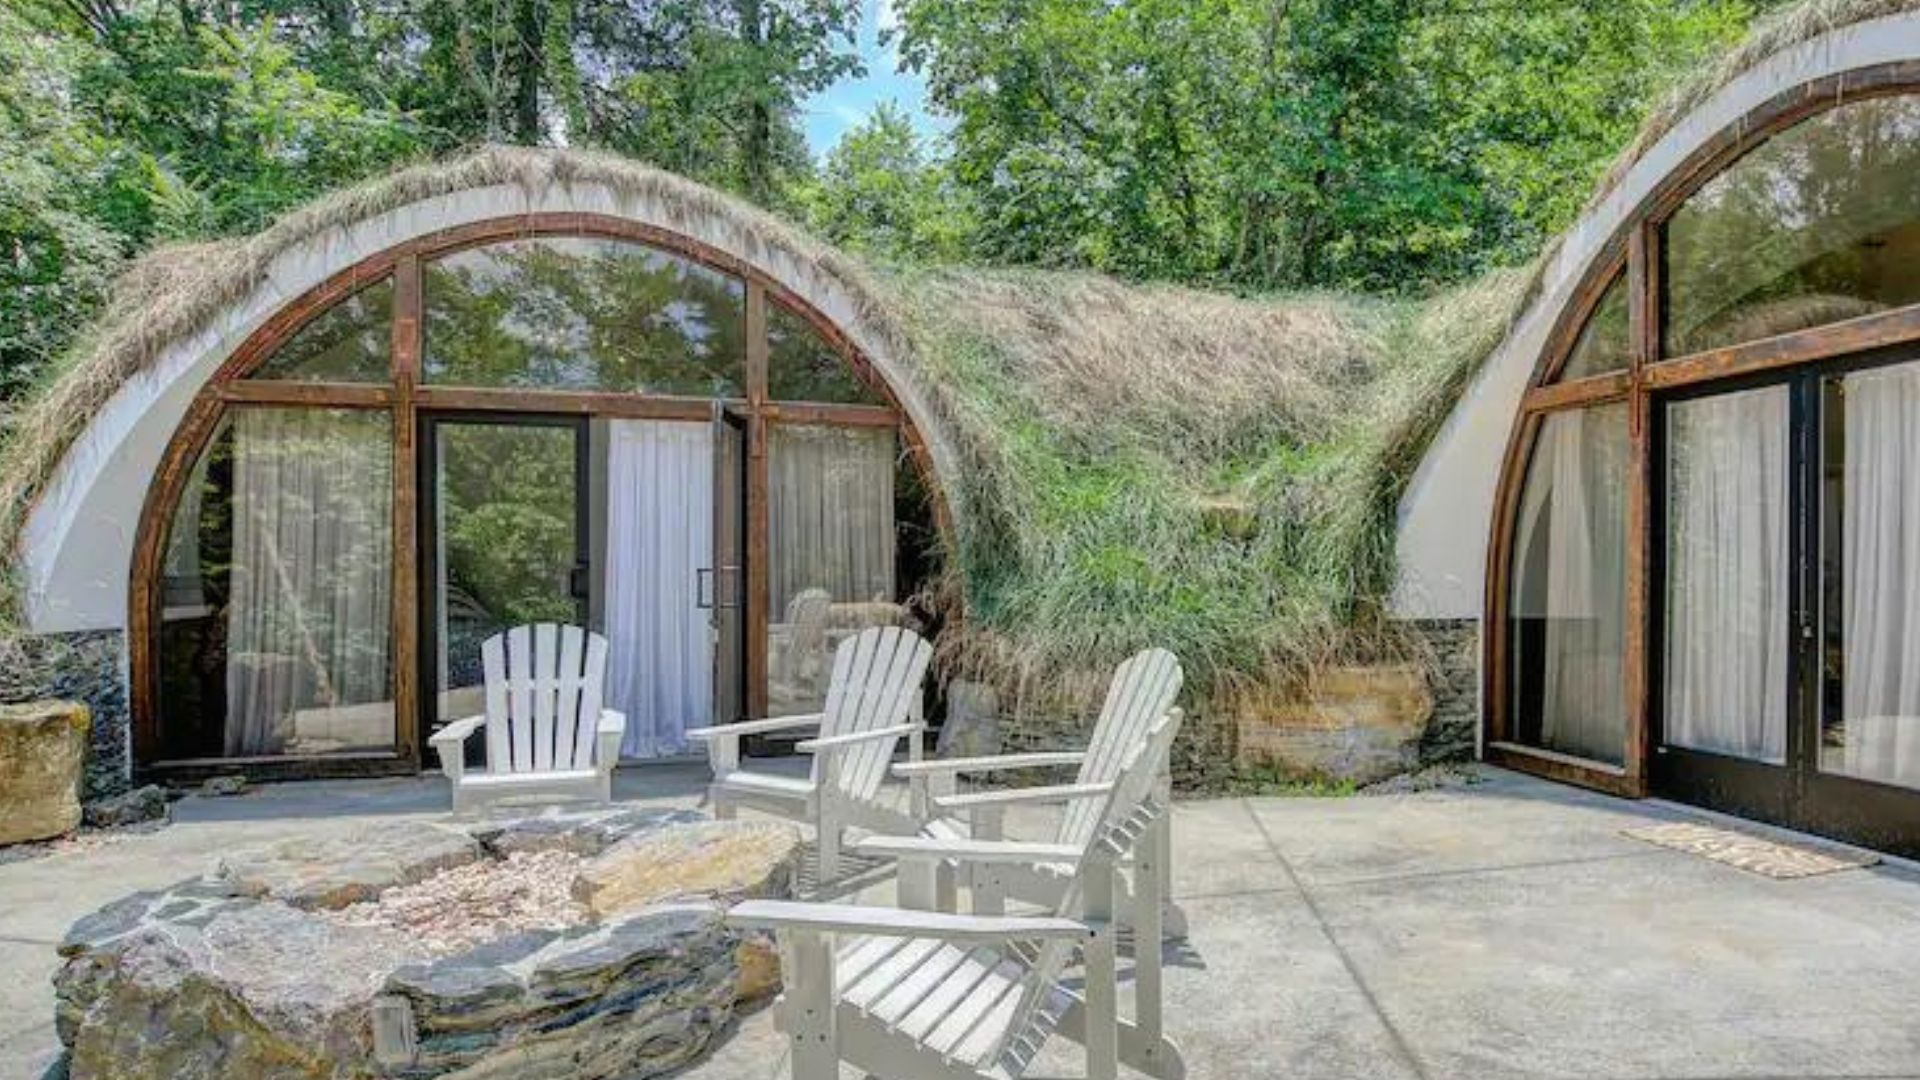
[138,222,940,779]
[1491,84,1920,857]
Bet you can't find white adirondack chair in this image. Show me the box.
[727,708,1187,1080]
[893,648,1184,929]
[687,625,933,880]
[428,623,626,813]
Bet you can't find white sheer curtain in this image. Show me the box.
[225,408,393,756]
[1664,387,1790,763]
[1835,365,1920,789]
[767,425,896,611]
[1511,407,1628,763]
[604,420,713,759]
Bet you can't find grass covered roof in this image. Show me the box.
[2,0,1912,720]
[0,143,1533,714]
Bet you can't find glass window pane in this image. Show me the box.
[767,300,885,404]
[431,421,584,730]
[1663,386,1791,764]
[424,237,746,394]
[158,408,395,759]
[1556,274,1630,381]
[1665,95,1920,356]
[766,424,900,716]
[1507,405,1629,764]
[250,279,392,382]
[1820,361,1920,790]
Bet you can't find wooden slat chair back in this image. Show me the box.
[428,623,626,813]
[1057,647,1183,852]
[994,709,1184,1076]
[483,623,609,773]
[810,626,935,804]
[726,707,1187,1080]
[693,625,933,882]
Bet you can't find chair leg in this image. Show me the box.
[785,931,839,1080]
[711,786,737,820]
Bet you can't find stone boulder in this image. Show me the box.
[571,820,802,917]
[84,784,170,830]
[936,679,1001,759]
[55,882,431,1078]
[1232,664,1435,785]
[55,813,799,1080]
[0,700,89,846]
[216,820,483,910]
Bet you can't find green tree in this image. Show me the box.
[891,0,1774,291]
[795,101,973,261]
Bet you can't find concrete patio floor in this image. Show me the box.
[2,764,1918,1079]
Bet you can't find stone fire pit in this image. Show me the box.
[52,807,803,1080]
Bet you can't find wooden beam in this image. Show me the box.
[764,402,900,428]
[1520,372,1631,412]
[1622,223,1659,784]
[746,412,771,721]
[1486,742,1646,798]
[219,381,392,407]
[413,386,725,420]
[1646,301,1920,391]
[391,254,422,769]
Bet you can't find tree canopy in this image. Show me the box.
[1,0,1795,407]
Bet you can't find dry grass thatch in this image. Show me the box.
[0,145,919,611]
[869,263,1537,707]
[0,143,1541,732]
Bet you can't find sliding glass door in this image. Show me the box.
[1654,351,1920,855]
[420,415,589,745]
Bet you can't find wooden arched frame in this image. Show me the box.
[1484,62,1920,796]
[128,213,954,780]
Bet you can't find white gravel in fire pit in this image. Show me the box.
[322,849,592,955]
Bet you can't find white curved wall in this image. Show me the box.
[1391,12,1920,621]
[20,180,955,634]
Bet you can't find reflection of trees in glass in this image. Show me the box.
[1667,96,1920,355]
[1558,275,1630,381]
[438,424,579,634]
[424,238,746,394]
[767,299,884,404]
[251,279,393,381]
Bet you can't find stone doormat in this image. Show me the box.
[1623,821,1880,879]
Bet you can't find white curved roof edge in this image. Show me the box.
[19,180,958,634]
[1390,12,1920,622]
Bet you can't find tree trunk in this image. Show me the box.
[738,0,771,203]
[513,0,545,144]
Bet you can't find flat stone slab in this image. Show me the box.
[573,819,802,917]
[54,810,798,1080]
[216,820,483,910]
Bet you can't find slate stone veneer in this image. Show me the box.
[0,630,129,800]
[1405,618,1479,763]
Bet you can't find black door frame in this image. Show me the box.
[416,411,592,751]
[1650,343,1920,858]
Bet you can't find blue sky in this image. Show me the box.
[799,0,947,158]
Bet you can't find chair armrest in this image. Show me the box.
[892,751,1085,778]
[596,709,627,735]
[428,715,487,749]
[685,714,824,740]
[932,781,1113,813]
[796,723,924,753]
[727,900,1094,944]
[854,835,1085,866]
